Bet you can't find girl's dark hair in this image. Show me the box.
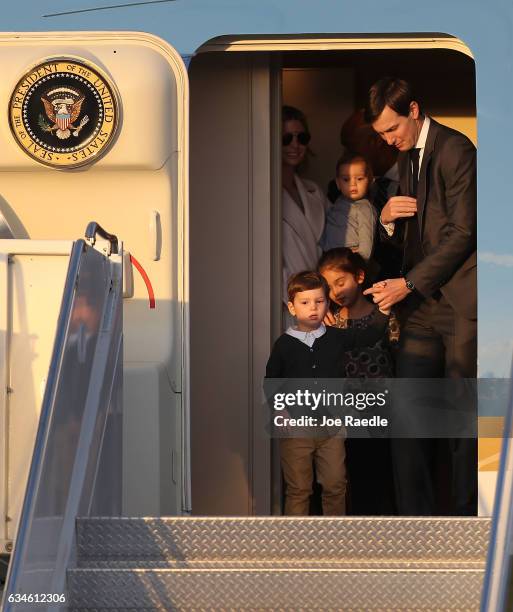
[287,270,329,302]
[318,247,367,279]
[282,105,310,133]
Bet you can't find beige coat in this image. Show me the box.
[282,174,327,302]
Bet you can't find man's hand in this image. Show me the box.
[380,196,417,224]
[363,278,412,311]
[323,310,337,326]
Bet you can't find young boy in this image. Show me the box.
[321,152,377,260]
[266,270,389,516]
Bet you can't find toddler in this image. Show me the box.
[321,153,377,260]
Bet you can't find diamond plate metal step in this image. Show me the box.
[69,517,490,610]
[76,517,490,568]
[68,568,484,611]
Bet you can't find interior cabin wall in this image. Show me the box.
[283,67,355,197]
[282,49,476,192]
[189,52,272,515]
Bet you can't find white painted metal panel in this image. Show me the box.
[0,253,9,553]
[0,32,189,516]
[0,240,72,554]
[7,253,70,541]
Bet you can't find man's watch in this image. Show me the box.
[405,278,415,291]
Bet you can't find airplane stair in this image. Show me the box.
[1,224,500,610]
[68,516,490,611]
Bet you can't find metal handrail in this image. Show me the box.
[1,240,84,607]
[480,364,513,611]
[1,226,123,610]
[85,221,119,254]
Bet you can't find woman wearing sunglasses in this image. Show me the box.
[282,105,328,305]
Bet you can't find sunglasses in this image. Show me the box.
[282,131,311,146]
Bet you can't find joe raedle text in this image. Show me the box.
[274,414,388,428]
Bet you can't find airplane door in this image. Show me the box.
[189,52,277,515]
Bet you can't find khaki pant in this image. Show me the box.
[279,436,346,516]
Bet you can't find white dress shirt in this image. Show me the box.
[381,116,431,236]
[286,323,326,347]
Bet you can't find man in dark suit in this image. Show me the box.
[363,77,477,516]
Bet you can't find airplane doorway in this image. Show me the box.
[188,40,476,516]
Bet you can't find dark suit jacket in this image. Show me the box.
[389,118,477,320]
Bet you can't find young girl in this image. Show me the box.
[318,247,399,514]
[318,247,399,376]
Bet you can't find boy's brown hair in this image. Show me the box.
[287,270,329,302]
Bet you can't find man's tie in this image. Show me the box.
[404,147,423,272]
[409,148,420,197]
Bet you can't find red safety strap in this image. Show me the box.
[130,254,156,309]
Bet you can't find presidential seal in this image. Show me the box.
[9,58,119,168]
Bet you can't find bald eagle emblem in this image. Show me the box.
[39,87,90,140]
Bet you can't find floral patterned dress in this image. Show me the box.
[334,307,400,378]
